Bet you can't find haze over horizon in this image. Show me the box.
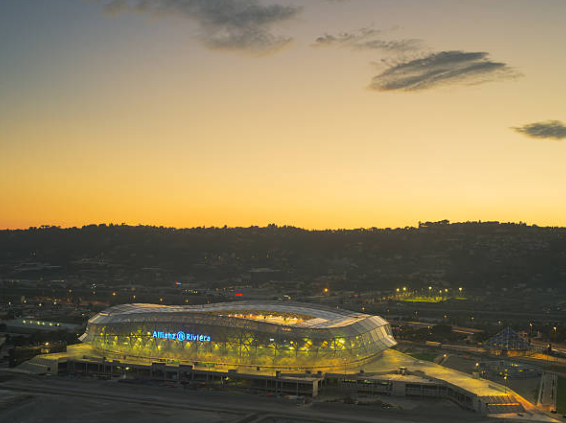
[2,0,566,230]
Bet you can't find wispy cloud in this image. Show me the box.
[369,51,520,92]
[89,0,301,56]
[313,27,423,53]
[512,120,566,140]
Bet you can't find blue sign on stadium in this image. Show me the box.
[152,330,211,342]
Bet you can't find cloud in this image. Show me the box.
[368,51,520,92]
[89,0,301,56]
[512,121,566,140]
[313,27,423,53]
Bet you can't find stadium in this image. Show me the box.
[80,301,397,370]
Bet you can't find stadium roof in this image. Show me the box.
[87,301,394,340]
[93,301,388,329]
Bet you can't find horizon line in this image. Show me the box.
[1,219,563,232]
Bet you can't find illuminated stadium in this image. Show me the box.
[80,301,397,370]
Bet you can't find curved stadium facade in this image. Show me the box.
[80,301,396,370]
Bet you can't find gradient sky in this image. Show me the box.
[1,0,566,229]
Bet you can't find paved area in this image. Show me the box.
[359,350,512,397]
[0,390,231,423]
[28,343,545,399]
[440,354,541,403]
[12,345,561,421]
[538,372,558,410]
[0,372,500,423]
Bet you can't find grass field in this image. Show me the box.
[557,376,566,414]
[399,296,445,303]
[407,352,438,362]
[399,296,467,303]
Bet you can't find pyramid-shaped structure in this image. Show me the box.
[484,327,530,351]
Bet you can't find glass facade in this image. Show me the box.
[81,302,397,370]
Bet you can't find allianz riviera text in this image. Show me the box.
[152,330,211,342]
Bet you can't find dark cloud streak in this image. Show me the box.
[369,51,520,92]
[313,27,423,53]
[513,121,566,140]
[89,0,301,56]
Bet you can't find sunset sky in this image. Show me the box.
[1,0,566,229]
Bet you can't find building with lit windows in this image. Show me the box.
[80,301,397,370]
